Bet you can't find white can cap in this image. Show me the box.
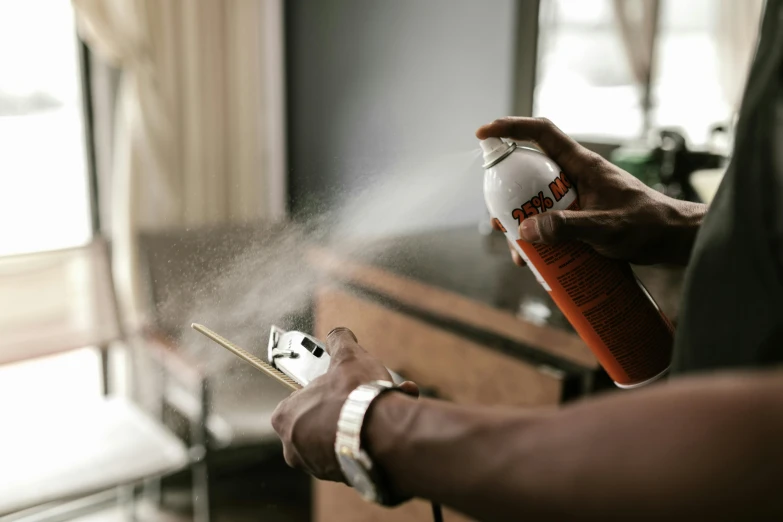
[480,138,516,169]
[479,137,505,154]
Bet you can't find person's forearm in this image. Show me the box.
[667,199,707,265]
[364,370,783,521]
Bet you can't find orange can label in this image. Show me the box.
[515,201,674,386]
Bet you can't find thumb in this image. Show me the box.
[325,327,363,362]
[520,210,612,245]
[398,380,420,398]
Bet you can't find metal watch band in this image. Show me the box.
[335,380,402,505]
[335,380,393,452]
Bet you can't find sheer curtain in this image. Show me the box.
[71,0,286,330]
[613,0,764,138]
[612,0,661,135]
[716,0,765,116]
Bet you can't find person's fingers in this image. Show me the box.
[492,220,525,265]
[398,380,420,398]
[282,443,304,471]
[491,217,511,234]
[510,247,526,267]
[475,117,595,180]
[520,210,615,245]
[325,327,363,359]
[270,401,286,435]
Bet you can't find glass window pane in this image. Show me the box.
[651,0,730,146]
[0,0,91,256]
[535,0,642,141]
[0,348,102,415]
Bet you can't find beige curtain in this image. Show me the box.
[612,0,660,135]
[72,0,287,331]
[716,0,765,115]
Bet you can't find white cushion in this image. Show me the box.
[0,397,188,515]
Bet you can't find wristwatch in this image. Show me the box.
[335,380,404,506]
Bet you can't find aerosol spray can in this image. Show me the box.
[481,138,673,388]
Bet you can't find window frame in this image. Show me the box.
[77,39,100,238]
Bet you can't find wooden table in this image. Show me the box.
[304,228,592,521]
[307,227,685,522]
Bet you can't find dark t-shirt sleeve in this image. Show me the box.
[672,0,783,373]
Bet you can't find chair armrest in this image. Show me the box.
[143,329,205,390]
[140,329,233,448]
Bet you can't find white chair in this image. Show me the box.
[0,240,206,521]
[138,225,290,451]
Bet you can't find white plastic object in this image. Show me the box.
[268,326,404,387]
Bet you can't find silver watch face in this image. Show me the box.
[337,452,378,502]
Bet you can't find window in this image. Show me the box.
[0,0,92,256]
[535,0,739,146]
[652,0,730,146]
[0,2,100,413]
[535,0,641,141]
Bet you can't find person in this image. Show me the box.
[271,2,783,520]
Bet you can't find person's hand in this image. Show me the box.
[271,327,418,482]
[477,117,707,266]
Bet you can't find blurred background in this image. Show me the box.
[0,1,763,521]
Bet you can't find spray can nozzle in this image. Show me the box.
[480,138,517,169]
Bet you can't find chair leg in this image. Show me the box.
[191,458,211,522]
[117,485,136,522]
[142,477,162,508]
[99,344,111,396]
[191,379,212,522]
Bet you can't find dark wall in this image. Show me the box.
[285,0,518,231]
